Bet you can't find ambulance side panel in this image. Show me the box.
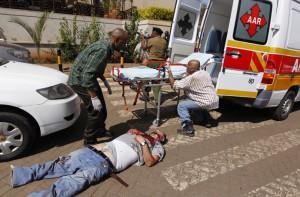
[267,0,300,107]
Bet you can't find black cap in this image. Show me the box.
[152,27,163,35]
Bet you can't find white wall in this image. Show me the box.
[133,0,176,9]
[0,8,124,44]
[138,20,171,36]
[0,8,171,58]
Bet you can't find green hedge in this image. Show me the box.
[138,7,174,21]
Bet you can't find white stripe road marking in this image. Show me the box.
[106,91,137,98]
[117,110,134,118]
[162,129,300,191]
[101,86,131,92]
[110,99,140,106]
[97,78,114,82]
[99,83,121,88]
[165,120,275,150]
[243,169,300,197]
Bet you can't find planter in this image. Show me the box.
[109,8,118,19]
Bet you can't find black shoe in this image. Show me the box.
[177,121,195,137]
[96,130,113,138]
[177,128,195,137]
[83,138,97,146]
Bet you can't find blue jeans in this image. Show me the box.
[11,148,111,197]
[177,99,202,123]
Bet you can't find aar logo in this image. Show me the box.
[240,4,267,37]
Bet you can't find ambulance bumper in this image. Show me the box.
[252,90,272,108]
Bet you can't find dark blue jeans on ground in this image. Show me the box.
[11,148,111,197]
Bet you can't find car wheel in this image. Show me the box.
[271,90,296,121]
[0,112,36,161]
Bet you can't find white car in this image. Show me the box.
[0,58,81,161]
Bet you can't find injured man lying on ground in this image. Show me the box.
[10,129,166,197]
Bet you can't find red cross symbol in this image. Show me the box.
[240,4,267,37]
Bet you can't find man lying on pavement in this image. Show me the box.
[10,129,166,197]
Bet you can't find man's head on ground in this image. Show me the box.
[109,28,128,51]
[151,27,163,37]
[187,59,200,75]
[150,129,166,144]
[128,128,166,144]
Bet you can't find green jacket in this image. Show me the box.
[68,40,113,90]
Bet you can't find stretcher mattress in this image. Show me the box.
[112,65,186,81]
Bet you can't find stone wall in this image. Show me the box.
[0,8,124,45]
[0,8,171,59]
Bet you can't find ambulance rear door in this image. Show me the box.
[216,0,276,98]
[168,0,211,63]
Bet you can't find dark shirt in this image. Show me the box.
[147,36,167,60]
[68,40,113,90]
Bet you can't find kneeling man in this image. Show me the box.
[168,59,219,137]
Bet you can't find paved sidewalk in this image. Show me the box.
[2,71,300,197]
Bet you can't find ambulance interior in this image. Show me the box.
[198,0,233,85]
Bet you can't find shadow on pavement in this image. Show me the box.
[214,99,271,123]
[23,105,87,157]
[109,105,178,137]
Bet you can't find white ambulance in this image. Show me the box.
[169,0,300,120]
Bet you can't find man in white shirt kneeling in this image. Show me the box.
[168,59,219,137]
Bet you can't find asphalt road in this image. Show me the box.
[1,78,300,197]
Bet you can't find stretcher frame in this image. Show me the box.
[111,63,185,127]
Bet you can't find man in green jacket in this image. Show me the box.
[68,28,128,145]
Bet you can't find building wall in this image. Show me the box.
[132,0,176,9]
[0,8,171,58]
[0,8,124,44]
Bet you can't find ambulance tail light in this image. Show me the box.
[262,61,276,84]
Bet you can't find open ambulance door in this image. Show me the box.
[168,0,211,63]
[216,0,275,99]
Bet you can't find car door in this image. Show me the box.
[216,0,276,98]
[168,0,211,63]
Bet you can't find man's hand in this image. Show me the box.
[91,96,102,111]
[104,80,112,95]
[136,134,160,167]
[166,59,175,88]
[135,135,146,145]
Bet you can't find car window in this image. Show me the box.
[0,58,9,66]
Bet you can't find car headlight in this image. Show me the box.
[37,84,74,100]
[7,48,30,60]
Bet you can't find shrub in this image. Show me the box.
[57,16,78,62]
[138,7,173,21]
[57,15,105,63]
[124,9,140,63]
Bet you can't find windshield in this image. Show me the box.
[0,58,9,66]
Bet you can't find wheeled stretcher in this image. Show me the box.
[111,63,187,126]
[110,53,216,126]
